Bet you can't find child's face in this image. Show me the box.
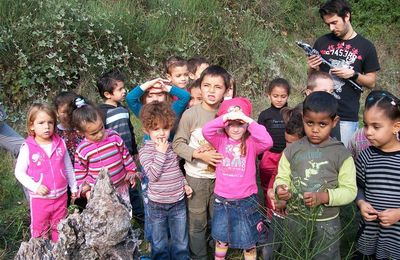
[145,86,167,104]
[167,65,189,89]
[268,86,289,109]
[82,117,106,143]
[303,111,338,145]
[224,85,234,99]
[56,104,70,128]
[146,124,171,144]
[108,81,127,103]
[225,121,248,141]
[285,132,301,146]
[31,111,55,144]
[363,106,400,151]
[200,75,226,110]
[189,87,202,107]
[190,63,209,80]
[306,78,334,95]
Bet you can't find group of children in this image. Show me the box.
[13,55,400,260]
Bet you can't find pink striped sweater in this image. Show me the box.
[74,129,136,193]
[139,141,187,204]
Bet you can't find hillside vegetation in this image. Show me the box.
[0,0,399,124]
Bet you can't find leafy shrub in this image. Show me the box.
[0,0,133,121]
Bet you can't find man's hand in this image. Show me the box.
[193,149,223,166]
[276,185,291,201]
[307,55,322,70]
[330,67,355,80]
[378,208,400,227]
[357,200,379,222]
[36,185,49,196]
[303,191,329,207]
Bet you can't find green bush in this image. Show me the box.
[0,0,133,121]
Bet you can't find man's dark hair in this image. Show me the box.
[303,91,338,119]
[319,0,352,22]
[97,68,125,99]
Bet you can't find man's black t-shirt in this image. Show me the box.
[314,33,380,121]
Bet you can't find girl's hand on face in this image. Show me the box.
[184,185,193,199]
[378,208,400,227]
[223,111,253,124]
[155,137,169,154]
[36,185,49,196]
[142,78,170,90]
[357,200,379,221]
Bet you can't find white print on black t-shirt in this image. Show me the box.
[320,43,363,99]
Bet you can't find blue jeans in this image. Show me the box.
[141,173,152,242]
[148,198,189,260]
[212,194,262,249]
[340,120,358,148]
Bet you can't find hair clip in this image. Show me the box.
[391,100,397,106]
[75,97,86,108]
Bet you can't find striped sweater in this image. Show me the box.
[74,129,136,193]
[139,140,187,204]
[356,146,400,259]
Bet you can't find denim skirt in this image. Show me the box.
[212,194,262,249]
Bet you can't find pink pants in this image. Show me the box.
[259,150,282,212]
[30,193,67,242]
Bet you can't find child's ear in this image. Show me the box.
[305,89,312,96]
[166,73,172,81]
[333,115,340,127]
[393,120,400,133]
[104,91,113,99]
[189,73,196,80]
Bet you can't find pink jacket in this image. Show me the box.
[202,116,273,199]
[25,134,69,199]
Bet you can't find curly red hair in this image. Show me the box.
[140,101,176,131]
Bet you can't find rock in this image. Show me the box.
[15,168,140,260]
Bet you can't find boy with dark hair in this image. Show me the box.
[187,79,202,108]
[97,68,142,217]
[97,68,138,156]
[307,0,380,147]
[173,65,230,260]
[165,56,189,89]
[274,91,357,260]
[187,56,210,80]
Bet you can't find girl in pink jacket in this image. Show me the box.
[15,103,77,242]
[202,97,273,260]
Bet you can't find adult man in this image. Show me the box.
[308,0,380,147]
